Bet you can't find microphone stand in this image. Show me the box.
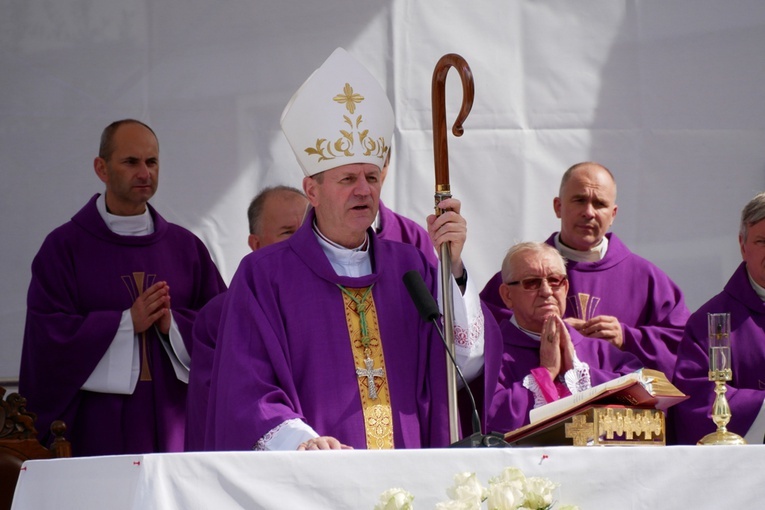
[403,270,509,448]
[428,315,509,448]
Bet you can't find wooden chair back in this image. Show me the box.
[0,386,71,510]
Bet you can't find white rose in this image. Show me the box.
[374,487,414,510]
[445,472,486,507]
[522,477,557,509]
[486,482,521,510]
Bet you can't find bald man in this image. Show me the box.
[185,186,308,451]
[482,162,689,378]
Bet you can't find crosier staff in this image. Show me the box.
[431,53,474,443]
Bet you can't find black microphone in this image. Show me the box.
[403,270,508,448]
[403,270,441,322]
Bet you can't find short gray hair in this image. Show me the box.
[740,192,765,241]
[501,242,567,283]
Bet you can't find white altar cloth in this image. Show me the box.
[11,446,764,509]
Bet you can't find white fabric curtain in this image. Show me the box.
[2,0,764,378]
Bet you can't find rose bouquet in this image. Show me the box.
[374,467,579,510]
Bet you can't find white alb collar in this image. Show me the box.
[555,233,608,263]
[96,194,154,236]
[312,220,372,277]
[747,270,765,302]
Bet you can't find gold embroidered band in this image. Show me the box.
[340,286,394,449]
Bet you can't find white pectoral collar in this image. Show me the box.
[555,233,608,262]
[747,270,765,301]
[96,194,154,236]
[313,221,372,278]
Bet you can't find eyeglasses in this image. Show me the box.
[506,275,567,291]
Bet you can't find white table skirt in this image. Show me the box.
[12,445,764,509]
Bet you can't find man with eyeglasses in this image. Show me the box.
[481,161,689,378]
[485,242,642,432]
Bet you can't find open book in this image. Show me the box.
[529,368,687,424]
[503,368,688,444]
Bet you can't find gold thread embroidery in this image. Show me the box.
[341,287,394,449]
[577,293,590,321]
[568,292,600,322]
[333,83,364,114]
[304,83,389,164]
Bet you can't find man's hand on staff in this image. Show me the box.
[427,197,467,280]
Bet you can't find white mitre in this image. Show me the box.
[280,47,393,177]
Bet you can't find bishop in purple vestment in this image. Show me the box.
[481,162,688,377]
[673,193,765,444]
[20,119,225,457]
[206,48,483,451]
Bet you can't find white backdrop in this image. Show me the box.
[2,1,764,380]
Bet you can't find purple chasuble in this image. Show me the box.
[185,291,226,451]
[377,200,439,267]
[486,320,643,433]
[20,194,226,456]
[480,232,689,377]
[206,208,450,450]
[671,262,765,444]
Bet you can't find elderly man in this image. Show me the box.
[481,161,689,377]
[206,48,484,451]
[20,119,226,456]
[672,192,765,444]
[185,185,308,451]
[486,242,642,433]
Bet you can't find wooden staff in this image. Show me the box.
[431,53,474,443]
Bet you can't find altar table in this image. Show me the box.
[11,446,764,509]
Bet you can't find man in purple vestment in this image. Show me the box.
[486,242,642,433]
[185,185,308,451]
[206,48,485,451]
[376,200,439,268]
[481,162,689,377]
[20,119,226,456]
[375,150,439,268]
[672,192,765,444]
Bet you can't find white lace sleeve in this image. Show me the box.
[562,355,591,395]
[439,269,484,384]
[253,418,318,451]
[522,374,549,409]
